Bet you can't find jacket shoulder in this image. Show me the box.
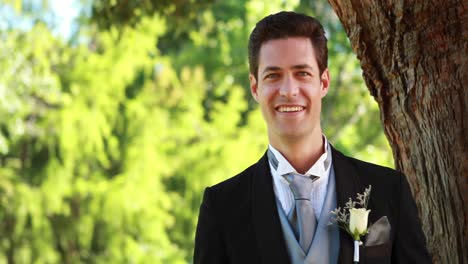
[211,162,255,189]
[204,162,258,208]
[338,150,404,183]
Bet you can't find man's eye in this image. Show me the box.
[297,71,311,77]
[265,73,279,79]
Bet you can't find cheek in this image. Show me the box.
[313,83,325,97]
[260,86,276,101]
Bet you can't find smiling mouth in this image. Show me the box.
[276,106,305,112]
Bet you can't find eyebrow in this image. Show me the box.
[291,64,314,71]
[261,64,315,75]
[261,66,282,75]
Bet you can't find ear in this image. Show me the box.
[320,69,330,98]
[249,74,259,102]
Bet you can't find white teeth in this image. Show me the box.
[278,106,304,112]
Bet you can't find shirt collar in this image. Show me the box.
[268,135,332,178]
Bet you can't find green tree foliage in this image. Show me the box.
[0,0,392,263]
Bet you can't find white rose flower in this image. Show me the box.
[349,208,370,240]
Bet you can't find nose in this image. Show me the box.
[279,74,299,98]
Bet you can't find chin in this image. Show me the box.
[277,129,308,140]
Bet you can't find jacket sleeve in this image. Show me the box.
[194,187,228,264]
[392,173,432,263]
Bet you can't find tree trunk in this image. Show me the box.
[327,0,467,263]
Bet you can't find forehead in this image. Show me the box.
[258,37,318,70]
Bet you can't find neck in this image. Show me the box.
[269,130,325,174]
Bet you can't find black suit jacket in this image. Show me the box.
[194,147,431,263]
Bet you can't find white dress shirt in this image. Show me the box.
[268,136,332,218]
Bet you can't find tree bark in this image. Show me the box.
[327,0,467,263]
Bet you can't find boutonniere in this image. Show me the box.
[330,185,372,263]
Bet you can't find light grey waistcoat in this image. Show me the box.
[276,166,340,264]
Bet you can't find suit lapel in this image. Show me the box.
[331,146,365,263]
[251,153,290,264]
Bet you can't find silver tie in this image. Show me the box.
[284,173,318,252]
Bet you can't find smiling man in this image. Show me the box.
[250,36,328,175]
[194,11,431,264]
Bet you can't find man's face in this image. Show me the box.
[249,37,329,143]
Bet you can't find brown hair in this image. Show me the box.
[248,11,328,79]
